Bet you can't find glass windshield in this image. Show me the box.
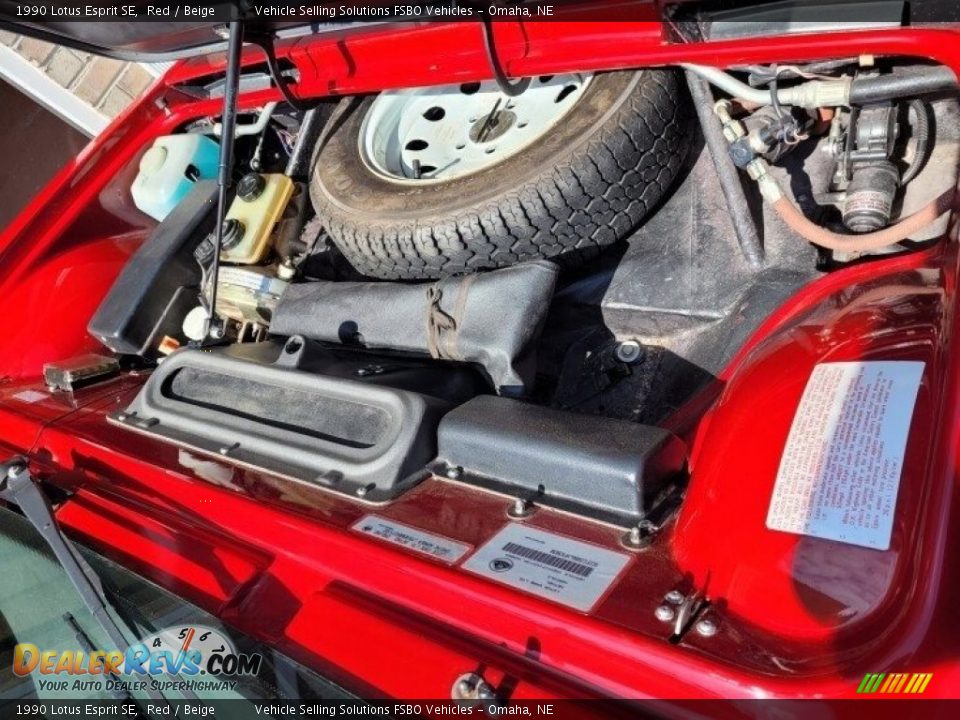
[0,505,356,714]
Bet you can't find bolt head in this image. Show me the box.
[654,605,675,623]
[446,466,463,480]
[476,684,497,701]
[356,486,367,497]
[615,340,642,364]
[664,590,685,605]
[695,618,718,637]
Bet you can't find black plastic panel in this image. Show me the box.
[219,339,489,405]
[435,395,687,525]
[88,181,218,357]
[112,347,450,500]
[271,261,558,397]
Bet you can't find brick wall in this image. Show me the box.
[0,31,156,120]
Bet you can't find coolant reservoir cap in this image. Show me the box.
[236,173,266,202]
[220,218,245,250]
[139,145,167,175]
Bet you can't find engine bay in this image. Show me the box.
[77,54,959,539]
[1,18,959,698]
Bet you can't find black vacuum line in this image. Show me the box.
[685,71,765,269]
[480,18,531,97]
[247,31,319,113]
[204,20,244,344]
[900,99,932,186]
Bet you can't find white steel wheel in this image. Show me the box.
[360,74,593,183]
[310,68,691,280]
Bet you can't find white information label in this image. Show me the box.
[462,525,631,611]
[767,361,924,550]
[352,515,471,564]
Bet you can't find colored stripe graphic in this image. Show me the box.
[858,672,932,694]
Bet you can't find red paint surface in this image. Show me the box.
[0,19,960,702]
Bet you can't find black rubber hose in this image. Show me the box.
[480,18,531,97]
[685,71,764,269]
[849,66,958,105]
[900,99,931,186]
[285,106,326,179]
[247,32,319,113]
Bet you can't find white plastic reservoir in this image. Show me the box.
[131,134,220,221]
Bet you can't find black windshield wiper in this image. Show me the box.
[64,611,142,711]
[0,457,174,710]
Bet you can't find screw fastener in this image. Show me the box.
[655,605,676,623]
[664,590,685,605]
[695,618,718,637]
[507,497,535,519]
[451,673,497,701]
[445,466,463,480]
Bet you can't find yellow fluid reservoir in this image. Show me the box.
[221,173,295,264]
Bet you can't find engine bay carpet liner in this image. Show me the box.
[539,137,826,424]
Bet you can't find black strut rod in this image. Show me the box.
[204,20,245,343]
[685,71,765,270]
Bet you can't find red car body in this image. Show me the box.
[1,16,960,705]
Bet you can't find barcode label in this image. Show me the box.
[462,525,631,611]
[502,542,594,577]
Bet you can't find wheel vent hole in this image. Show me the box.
[405,139,429,152]
[460,82,481,95]
[485,147,496,154]
[423,106,446,121]
[555,85,578,103]
[418,165,437,175]
[455,143,466,150]
[538,75,554,83]
[517,122,528,129]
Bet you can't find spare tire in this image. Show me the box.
[310,69,690,280]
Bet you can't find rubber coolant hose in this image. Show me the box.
[849,66,958,105]
[772,187,957,252]
[900,99,932,186]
